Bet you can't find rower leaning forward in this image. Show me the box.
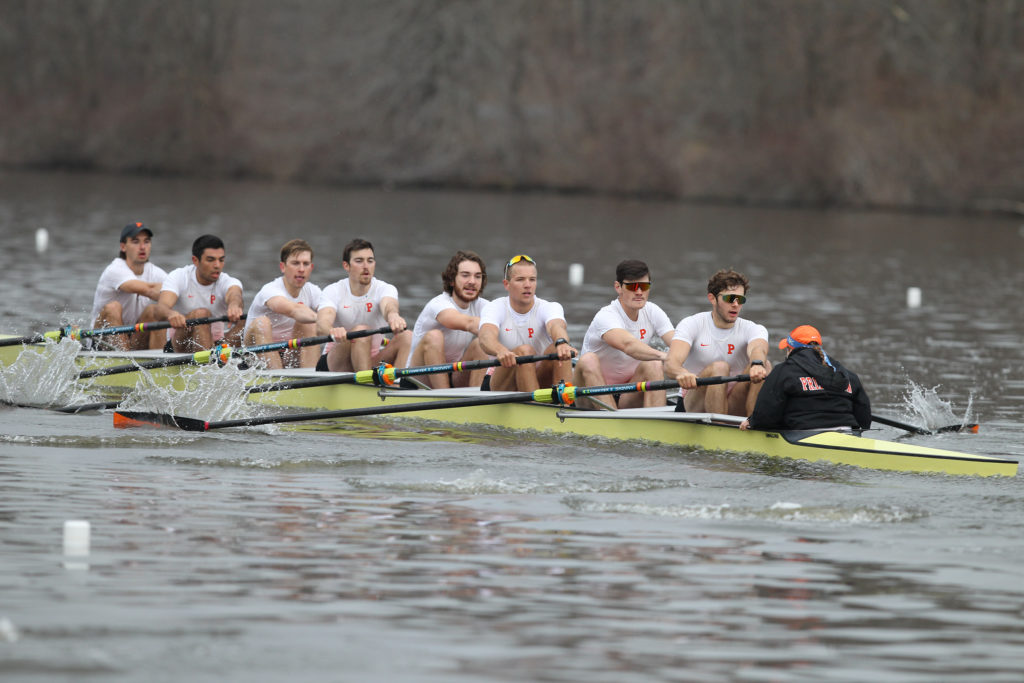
[572,259,676,409]
[666,268,770,415]
[155,234,246,352]
[315,238,412,372]
[406,250,491,389]
[243,239,324,369]
[478,254,576,392]
[89,222,169,350]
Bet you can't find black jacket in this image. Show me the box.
[747,348,871,431]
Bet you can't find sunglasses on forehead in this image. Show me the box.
[619,281,652,292]
[505,254,536,276]
[719,293,747,304]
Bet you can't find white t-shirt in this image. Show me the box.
[161,265,244,317]
[407,292,490,364]
[479,296,564,355]
[580,299,674,383]
[90,258,169,325]
[318,277,400,354]
[672,311,769,375]
[244,277,324,342]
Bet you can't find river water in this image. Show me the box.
[2,170,1024,681]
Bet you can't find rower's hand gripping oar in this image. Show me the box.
[871,413,978,435]
[77,325,391,380]
[112,374,749,431]
[0,314,243,347]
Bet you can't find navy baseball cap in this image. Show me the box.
[120,222,153,241]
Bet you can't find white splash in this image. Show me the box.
[117,356,270,422]
[0,338,93,407]
[902,381,971,430]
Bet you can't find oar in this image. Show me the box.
[245,352,563,394]
[77,325,392,380]
[871,413,978,435]
[113,374,749,431]
[0,314,241,347]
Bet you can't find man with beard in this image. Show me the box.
[89,222,169,350]
[406,250,491,388]
[666,268,770,416]
[242,239,324,369]
[156,234,246,352]
[315,238,412,372]
[477,254,576,392]
[572,259,676,409]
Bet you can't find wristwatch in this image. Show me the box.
[750,360,765,366]
[555,338,569,347]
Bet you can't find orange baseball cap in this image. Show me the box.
[779,324,822,350]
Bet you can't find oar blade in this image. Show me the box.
[113,410,209,431]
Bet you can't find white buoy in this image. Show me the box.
[568,263,584,286]
[35,228,49,253]
[906,287,922,309]
[63,520,91,556]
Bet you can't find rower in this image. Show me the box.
[740,324,871,431]
[88,222,169,350]
[155,234,246,352]
[242,239,324,369]
[406,250,492,388]
[572,259,676,409]
[314,238,412,372]
[666,268,770,416]
[477,254,576,392]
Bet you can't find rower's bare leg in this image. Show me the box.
[387,330,412,369]
[571,352,607,410]
[620,359,666,409]
[245,316,281,370]
[134,304,166,350]
[349,330,373,372]
[457,338,490,388]
[515,344,542,392]
[683,361,730,413]
[413,330,450,389]
[95,302,127,351]
[172,308,213,352]
[291,322,319,368]
[326,339,355,373]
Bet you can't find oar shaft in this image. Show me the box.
[78,348,225,379]
[240,325,390,355]
[206,391,537,430]
[870,414,931,435]
[75,314,242,339]
[571,374,749,399]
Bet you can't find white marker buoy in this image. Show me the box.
[63,520,91,556]
[906,287,922,309]
[568,263,584,286]
[35,228,49,253]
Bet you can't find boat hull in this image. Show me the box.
[2,339,1017,477]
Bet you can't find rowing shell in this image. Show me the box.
[1,339,1017,477]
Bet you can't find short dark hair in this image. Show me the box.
[280,239,313,263]
[707,268,750,296]
[192,234,225,259]
[442,250,487,295]
[342,238,374,264]
[616,259,650,283]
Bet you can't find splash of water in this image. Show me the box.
[901,380,972,430]
[117,357,271,422]
[0,338,95,407]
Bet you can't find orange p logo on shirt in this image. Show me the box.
[727,343,735,355]
[640,329,647,339]
[366,303,373,313]
[528,327,534,338]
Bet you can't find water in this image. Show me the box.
[2,170,1024,681]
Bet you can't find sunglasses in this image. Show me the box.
[719,293,747,304]
[505,254,536,277]
[620,281,652,292]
